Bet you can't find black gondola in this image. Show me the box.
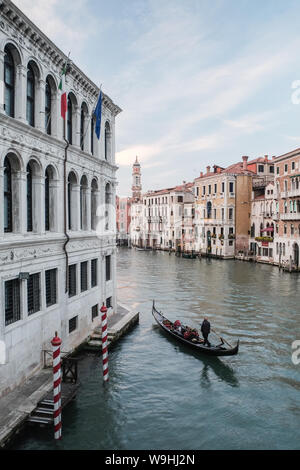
[152,301,239,357]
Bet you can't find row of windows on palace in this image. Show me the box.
[3,153,113,233]
[3,45,111,157]
[4,255,112,328]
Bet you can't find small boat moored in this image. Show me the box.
[152,301,239,357]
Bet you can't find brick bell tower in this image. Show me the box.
[132,156,142,202]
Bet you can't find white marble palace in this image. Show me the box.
[0,0,121,396]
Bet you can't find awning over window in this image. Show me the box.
[261,227,274,232]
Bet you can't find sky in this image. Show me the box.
[13,0,300,196]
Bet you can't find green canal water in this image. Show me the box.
[12,249,300,449]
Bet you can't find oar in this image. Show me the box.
[211,328,233,349]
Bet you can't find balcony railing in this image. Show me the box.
[288,188,300,197]
[281,212,300,220]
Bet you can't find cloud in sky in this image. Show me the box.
[13,0,300,195]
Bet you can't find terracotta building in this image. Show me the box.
[273,148,300,269]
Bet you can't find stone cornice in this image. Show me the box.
[0,0,122,116]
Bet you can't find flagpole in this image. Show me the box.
[81,84,103,146]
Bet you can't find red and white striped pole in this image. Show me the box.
[100,303,109,382]
[51,332,62,440]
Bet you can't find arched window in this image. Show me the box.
[27,163,33,232]
[45,165,57,232]
[105,183,111,230]
[67,96,73,144]
[68,172,77,230]
[4,47,15,118]
[26,64,35,127]
[4,157,12,232]
[45,168,50,231]
[80,103,88,151]
[206,201,212,219]
[80,107,85,151]
[45,78,52,135]
[91,179,98,230]
[80,175,88,230]
[105,121,110,160]
[251,223,255,238]
[91,118,95,155]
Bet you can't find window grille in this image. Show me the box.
[5,279,21,326]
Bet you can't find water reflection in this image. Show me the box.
[154,326,239,387]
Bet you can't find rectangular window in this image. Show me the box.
[276,167,279,175]
[106,297,112,308]
[45,269,57,307]
[80,261,88,292]
[106,255,111,281]
[5,279,21,326]
[263,248,268,257]
[222,182,225,193]
[69,316,78,333]
[284,164,288,172]
[214,184,217,193]
[270,166,274,173]
[208,185,211,194]
[258,165,264,173]
[27,273,40,315]
[269,248,273,258]
[68,264,77,297]
[229,208,233,220]
[229,182,234,193]
[92,304,98,320]
[202,186,206,195]
[292,161,295,170]
[91,259,98,287]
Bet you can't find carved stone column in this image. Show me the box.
[14,170,27,234]
[32,175,44,234]
[74,106,81,148]
[36,78,45,132]
[86,187,91,231]
[16,64,27,123]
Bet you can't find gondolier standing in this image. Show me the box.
[201,317,211,347]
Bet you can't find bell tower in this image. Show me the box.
[132,156,142,202]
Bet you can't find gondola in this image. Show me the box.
[182,252,197,259]
[152,301,239,357]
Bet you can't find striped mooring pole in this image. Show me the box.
[101,303,109,382]
[51,332,62,440]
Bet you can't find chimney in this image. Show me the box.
[264,155,268,162]
[272,155,276,160]
[217,167,221,174]
[206,165,211,174]
[242,156,248,170]
[200,171,203,177]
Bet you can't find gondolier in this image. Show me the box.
[201,317,211,347]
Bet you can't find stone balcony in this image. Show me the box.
[288,188,300,198]
[281,212,300,220]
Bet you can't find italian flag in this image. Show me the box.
[59,64,67,120]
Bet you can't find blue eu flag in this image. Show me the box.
[94,90,102,140]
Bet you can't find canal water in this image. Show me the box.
[12,249,300,449]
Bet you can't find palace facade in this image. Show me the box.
[0,0,121,396]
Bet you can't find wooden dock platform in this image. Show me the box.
[27,382,80,426]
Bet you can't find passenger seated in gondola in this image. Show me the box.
[174,320,182,334]
[184,327,201,342]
